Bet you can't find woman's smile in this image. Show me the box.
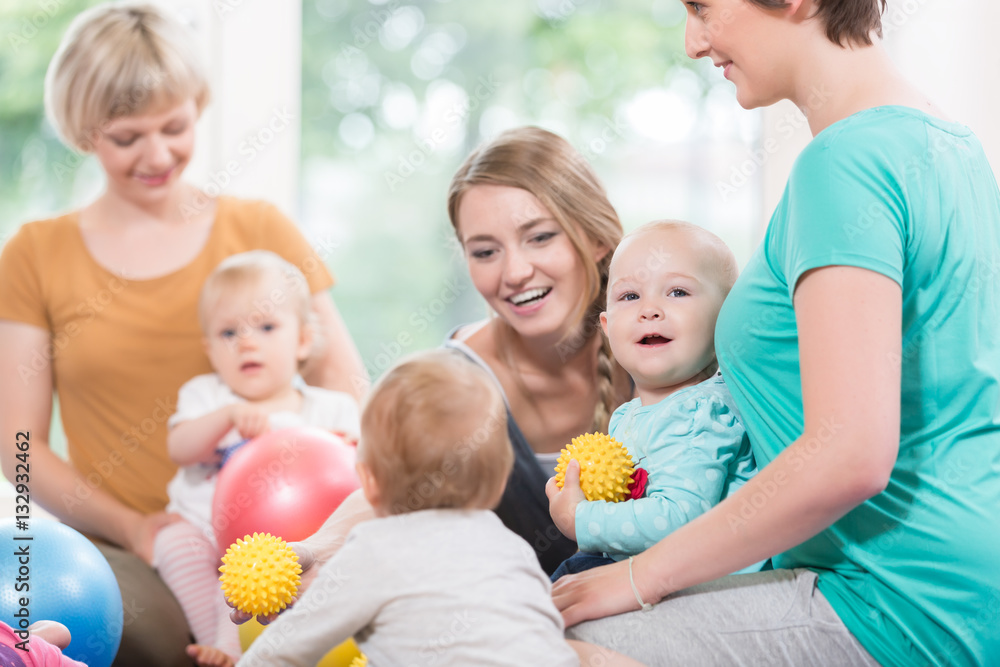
[507,287,552,308]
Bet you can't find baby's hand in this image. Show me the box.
[230,403,271,440]
[545,459,585,541]
[227,543,316,625]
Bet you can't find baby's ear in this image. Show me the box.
[599,311,610,338]
[356,460,381,510]
[296,319,315,362]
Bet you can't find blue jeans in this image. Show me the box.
[550,551,616,583]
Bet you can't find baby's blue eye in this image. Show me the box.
[620,292,639,301]
[220,328,236,339]
[669,289,689,297]
[261,323,276,332]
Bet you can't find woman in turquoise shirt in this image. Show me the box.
[552,1,1000,665]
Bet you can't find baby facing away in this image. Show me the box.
[237,349,643,667]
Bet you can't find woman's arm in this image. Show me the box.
[293,489,377,565]
[553,266,902,625]
[0,321,178,564]
[302,292,368,403]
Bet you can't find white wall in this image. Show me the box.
[168,0,302,217]
[760,0,1000,237]
[883,0,1000,173]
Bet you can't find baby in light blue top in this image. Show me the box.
[547,220,766,580]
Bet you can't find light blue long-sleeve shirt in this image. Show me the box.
[574,374,761,571]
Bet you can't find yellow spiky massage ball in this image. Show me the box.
[554,432,635,502]
[219,532,302,617]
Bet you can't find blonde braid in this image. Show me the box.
[593,333,616,433]
[589,250,618,433]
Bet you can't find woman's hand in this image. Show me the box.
[545,459,585,541]
[551,558,650,627]
[228,542,317,625]
[127,511,183,565]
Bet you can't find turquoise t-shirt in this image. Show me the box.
[716,107,1000,667]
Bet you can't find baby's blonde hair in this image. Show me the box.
[614,220,739,300]
[198,251,312,333]
[358,350,513,515]
[45,2,210,152]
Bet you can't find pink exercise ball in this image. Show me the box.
[212,427,360,554]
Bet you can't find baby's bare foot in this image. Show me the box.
[186,644,236,667]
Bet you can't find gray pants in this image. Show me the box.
[566,568,881,666]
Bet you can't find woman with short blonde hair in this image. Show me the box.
[0,4,365,665]
[44,2,210,152]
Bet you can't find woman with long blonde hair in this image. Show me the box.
[444,126,633,573]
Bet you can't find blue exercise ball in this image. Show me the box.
[0,518,123,667]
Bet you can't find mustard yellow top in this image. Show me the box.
[0,197,334,514]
